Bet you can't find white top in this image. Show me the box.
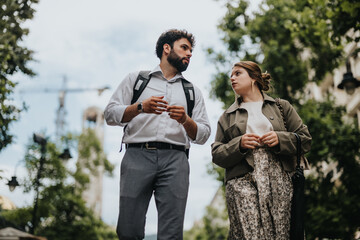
[240,101,273,136]
[104,65,211,148]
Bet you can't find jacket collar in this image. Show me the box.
[225,93,276,113]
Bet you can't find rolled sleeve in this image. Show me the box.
[104,72,138,127]
[104,104,129,126]
[190,86,211,145]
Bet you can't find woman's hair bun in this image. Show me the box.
[260,72,272,91]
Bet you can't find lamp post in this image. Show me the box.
[59,148,72,160]
[31,133,47,234]
[6,160,22,191]
[6,176,20,192]
[337,60,360,95]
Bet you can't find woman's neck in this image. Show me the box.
[241,90,263,102]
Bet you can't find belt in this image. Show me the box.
[126,142,186,152]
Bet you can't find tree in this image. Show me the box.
[75,129,114,189]
[206,0,360,238]
[0,132,117,240]
[298,98,360,239]
[0,0,38,151]
[184,205,228,240]
[208,0,359,105]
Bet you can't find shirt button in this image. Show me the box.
[270,116,274,120]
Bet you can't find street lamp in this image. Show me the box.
[59,148,72,160]
[5,160,23,192]
[7,176,20,192]
[337,60,360,95]
[31,133,47,234]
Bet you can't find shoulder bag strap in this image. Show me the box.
[293,133,302,167]
[276,98,301,167]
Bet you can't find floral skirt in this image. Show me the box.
[225,148,293,240]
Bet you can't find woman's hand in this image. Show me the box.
[240,133,261,149]
[260,131,279,147]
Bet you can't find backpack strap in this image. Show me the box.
[181,79,195,118]
[121,71,151,153]
[131,71,151,104]
[131,71,195,117]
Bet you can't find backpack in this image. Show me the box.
[131,71,195,118]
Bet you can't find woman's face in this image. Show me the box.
[230,66,254,95]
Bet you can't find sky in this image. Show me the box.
[0,0,258,236]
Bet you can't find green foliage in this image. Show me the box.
[184,205,229,240]
[1,134,117,239]
[207,163,226,187]
[298,98,360,239]
[78,129,114,175]
[23,140,67,193]
[0,207,32,230]
[210,71,236,109]
[76,128,114,189]
[208,0,359,108]
[0,0,38,151]
[327,0,360,44]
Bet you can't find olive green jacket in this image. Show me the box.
[211,94,312,183]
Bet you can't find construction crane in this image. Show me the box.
[19,75,110,141]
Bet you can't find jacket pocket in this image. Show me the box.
[224,123,242,142]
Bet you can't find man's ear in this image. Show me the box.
[163,43,171,55]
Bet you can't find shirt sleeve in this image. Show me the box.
[104,72,138,127]
[190,85,211,145]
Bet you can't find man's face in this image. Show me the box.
[167,38,192,72]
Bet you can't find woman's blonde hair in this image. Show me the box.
[233,61,272,91]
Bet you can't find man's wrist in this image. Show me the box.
[181,115,189,125]
[137,101,144,113]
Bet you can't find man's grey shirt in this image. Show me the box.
[104,65,211,148]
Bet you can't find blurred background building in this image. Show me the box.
[78,106,106,217]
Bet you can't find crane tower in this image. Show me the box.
[20,76,110,216]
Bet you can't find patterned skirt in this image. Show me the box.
[225,148,293,240]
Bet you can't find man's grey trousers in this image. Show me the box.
[116,147,189,240]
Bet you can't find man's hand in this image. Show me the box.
[167,105,197,140]
[166,105,187,124]
[142,96,168,114]
[240,133,261,149]
[260,131,279,147]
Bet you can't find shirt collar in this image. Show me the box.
[150,65,186,82]
[225,93,276,113]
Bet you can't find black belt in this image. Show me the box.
[126,142,186,152]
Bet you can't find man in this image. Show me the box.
[104,29,211,240]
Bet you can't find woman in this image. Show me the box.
[211,61,311,240]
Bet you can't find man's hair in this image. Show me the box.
[155,29,195,59]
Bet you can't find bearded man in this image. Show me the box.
[104,29,211,240]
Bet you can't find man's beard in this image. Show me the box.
[167,49,189,72]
